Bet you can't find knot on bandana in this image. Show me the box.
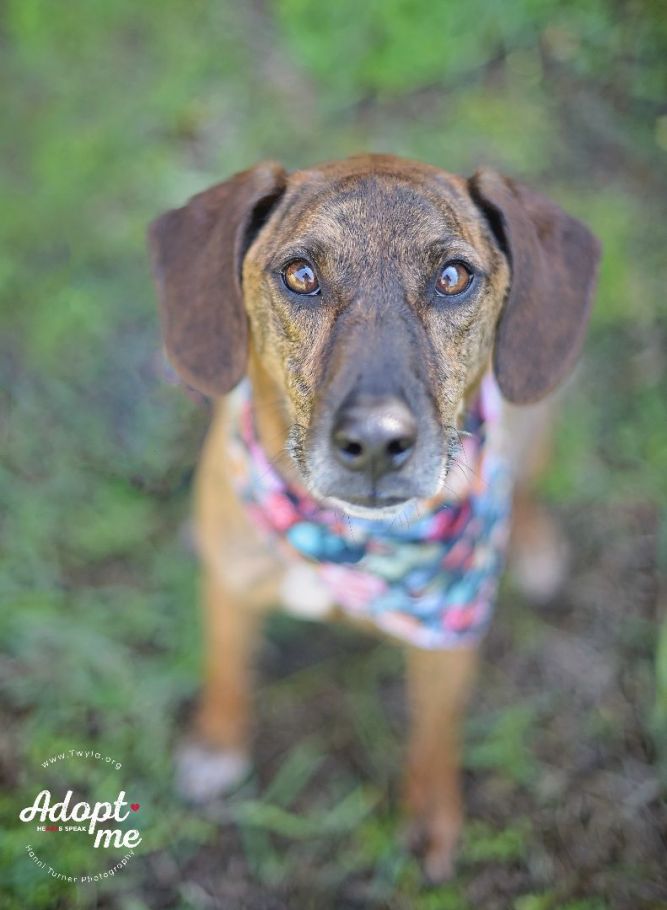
[227,375,513,649]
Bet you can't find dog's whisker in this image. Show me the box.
[245,425,306,487]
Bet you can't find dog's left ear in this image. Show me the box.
[468,169,601,404]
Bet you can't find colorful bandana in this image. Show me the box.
[227,375,513,649]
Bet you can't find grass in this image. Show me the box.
[0,1,666,907]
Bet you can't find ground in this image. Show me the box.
[0,2,666,908]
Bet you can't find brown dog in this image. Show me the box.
[148,154,600,880]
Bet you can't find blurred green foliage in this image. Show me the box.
[0,0,665,907]
[277,0,667,103]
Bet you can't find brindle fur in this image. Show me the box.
[149,153,600,881]
[239,157,510,512]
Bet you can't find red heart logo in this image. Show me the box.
[130,803,140,811]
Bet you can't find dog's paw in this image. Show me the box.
[175,741,250,803]
[406,808,462,884]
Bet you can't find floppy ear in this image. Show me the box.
[468,169,601,404]
[148,161,287,397]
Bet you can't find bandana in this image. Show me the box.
[227,375,513,649]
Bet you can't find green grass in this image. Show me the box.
[1,1,666,907]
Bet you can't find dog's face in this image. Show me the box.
[149,155,600,516]
[241,159,508,514]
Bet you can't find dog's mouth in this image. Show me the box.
[343,494,409,509]
[317,494,426,521]
[319,492,419,521]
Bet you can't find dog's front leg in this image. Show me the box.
[197,568,259,753]
[174,401,282,804]
[175,567,260,803]
[404,645,478,882]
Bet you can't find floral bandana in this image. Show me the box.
[227,375,513,649]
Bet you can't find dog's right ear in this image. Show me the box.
[148,162,287,397]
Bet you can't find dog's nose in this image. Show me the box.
[331,396,417,476]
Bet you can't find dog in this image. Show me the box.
[148,154,600,881]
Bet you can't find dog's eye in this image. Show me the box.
[282,259,320,296]
[435,261,473,297]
